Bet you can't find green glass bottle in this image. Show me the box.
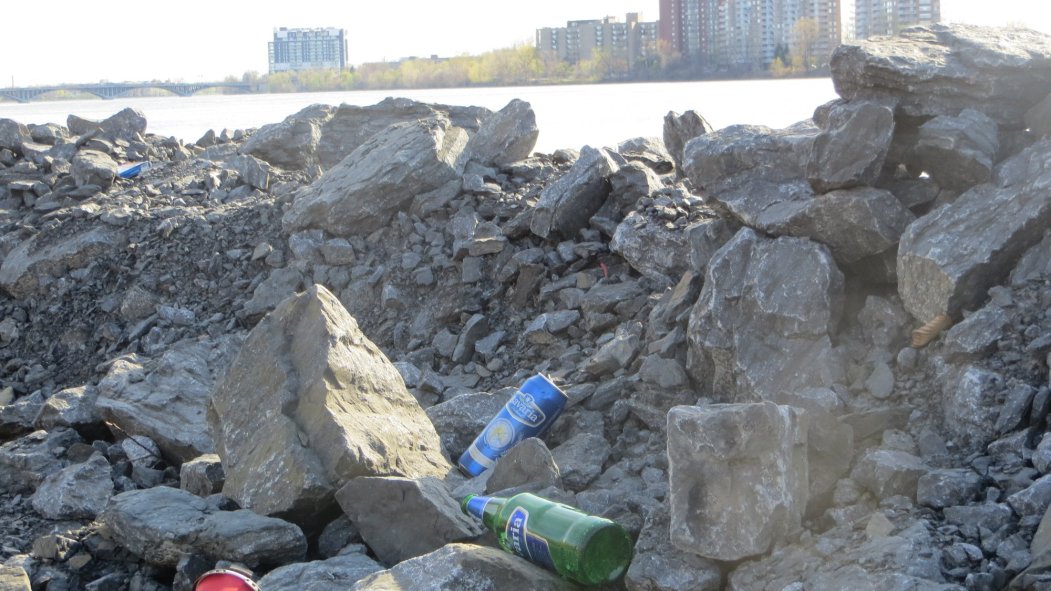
[461,492,634,586]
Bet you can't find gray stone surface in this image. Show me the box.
[335,476,483,564]
[485,437,561,494]
[916,469,982,510]
[551,432,611,492]
[0,392,44,439]
[240,103,335,170]
[316,97,489,171]
[228,154,271,191]
[663,110,712,174]
[0,228,125,299]
[425,388,514,461]
[585,321,642,376]
[0,118,29,152]
[98,107,147,140]
[625,503,722,591]
[465,98,538,167]
[33,385,101,433]
[667,402,808,561]
[97,337,227,463]
[283,116,469,237]
[209,285,449,525]
[530,145,618,239]
[241,266,304,318]
[1011,231,1051,285]
[30,453,113,520]
[179,454,225,497]
[0,565,31,591]
[349,543,578,590]
[1028,92,1051,138]
[611,211,696,282]
[1008,475,1051,519]
[915,109,1000,191]
[851,449,929,501]
[831,23,1051,128]
[616,136,674,174]
[71,150,118,189]
[687,228,845,401]
[0,429,80,495]
[609,161,663,215]
[942,306,1010,361]
[256,552,384,591]
[807,100,895,193]
[941,365,1004,453]
[897,139,1051,321]
[98,486,306,568]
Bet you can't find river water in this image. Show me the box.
[0,79,837,154]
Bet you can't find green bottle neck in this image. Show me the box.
[461,494,507,531]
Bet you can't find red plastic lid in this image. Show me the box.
[193,569,260,591]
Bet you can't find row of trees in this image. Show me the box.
[227,22,825,94]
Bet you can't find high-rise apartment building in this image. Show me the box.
[661,0,842,71]
[268,27,348,74]
[536,13,659,67]
[853,0,939,39]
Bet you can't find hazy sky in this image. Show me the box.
[3,0,1049,87]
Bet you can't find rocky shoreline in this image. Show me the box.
[1,22,1051,591]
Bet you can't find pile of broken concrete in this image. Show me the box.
[1,22,1051,591]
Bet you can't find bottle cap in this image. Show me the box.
[462,494,492,520]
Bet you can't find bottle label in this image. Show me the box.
[506,391,546,428]
[506,506,555,571]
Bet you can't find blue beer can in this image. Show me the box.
[458,373,568,477]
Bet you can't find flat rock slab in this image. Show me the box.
[831,23,1051,128]
[0,228,125,299]
[667,402,808,562]
[256,552,384,591]
[209,285,449,526]
[30,453,113,520]
[283,115,469,237]
[98,486,306,568]
[897,139,1051,321]
[349,543,579,591]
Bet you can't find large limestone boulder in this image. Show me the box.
[530,145,619,239]
[317,97,490,170]
[667,403,809,562]
[208,285,449,525]
[98,487,306,568]
[611,211,698,283]
[897,139,1051,321]
[350,544,578,591]
[96,337,232,463]
[806,100,895,193]
[282,116,469,237]
[0,228,125,299]
[465,98,539,166]
[687,228,845,402]
[831,23,1051,128]
[240,103,335,170]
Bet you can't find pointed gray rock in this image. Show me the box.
[807,100,895,193]
[209,285,449,525]
[530,145,618,239]
[240,104,335,170]
[663,110,712,174]
[611,211,697,282]
[466,98,539,166]
[256,552,384,591]
[0,118,29,152]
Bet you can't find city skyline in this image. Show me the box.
[3,0,1049,87]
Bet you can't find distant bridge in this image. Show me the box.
[0,81,254,103]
